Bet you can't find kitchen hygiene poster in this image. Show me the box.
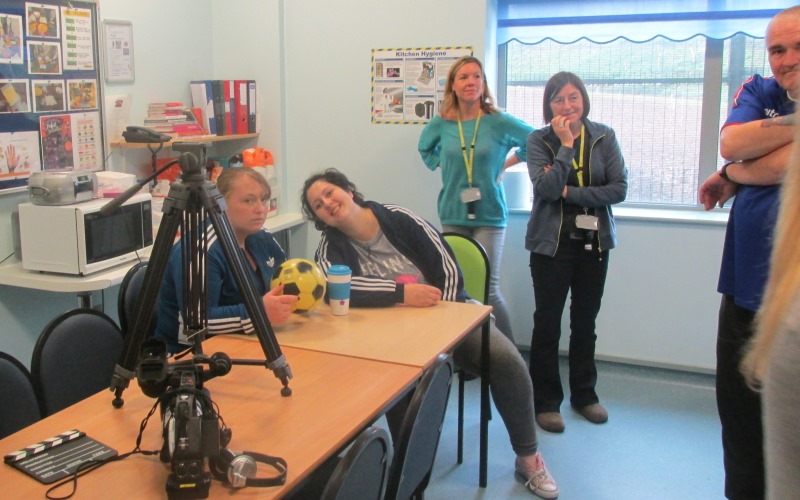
[372,46,472,124]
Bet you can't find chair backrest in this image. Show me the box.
[321,426,391,500]
[31,308,124,416]
[385,354,454,500]
[117,261,152,337]
[0,352,41,439]
[442,233,490,304]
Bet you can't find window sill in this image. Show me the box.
[508,205,729,226]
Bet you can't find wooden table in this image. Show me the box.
[273,300,492,368]
[272,300,493,487]
[0,340,420,499]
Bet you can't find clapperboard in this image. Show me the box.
[3,430,117,484]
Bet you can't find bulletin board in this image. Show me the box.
[0,0,103,193]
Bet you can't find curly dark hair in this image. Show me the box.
[300,168,366,231]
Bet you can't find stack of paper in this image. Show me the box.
[143,102,206,136]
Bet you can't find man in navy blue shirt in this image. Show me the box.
[699,6,799,499]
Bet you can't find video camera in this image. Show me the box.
[137,340,232,499]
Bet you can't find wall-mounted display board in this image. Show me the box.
[0,0,103,193]
[371,46,472,125]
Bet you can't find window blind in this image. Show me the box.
[496,0,792,44]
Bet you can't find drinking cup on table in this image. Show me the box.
[327,265,351,316]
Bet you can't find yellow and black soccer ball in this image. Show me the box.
[270,258,326,313]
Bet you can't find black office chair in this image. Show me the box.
[322,426,391,500]
[118,261,156,338]
[385,354,454,500]
[442,232,492,465]
[31,308,124,416]
[0,351,42,439]
[286,425,391,500]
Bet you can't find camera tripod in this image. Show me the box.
[107,142,292,409]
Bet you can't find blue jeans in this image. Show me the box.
[442,225,513,341]
[529,240,609,413]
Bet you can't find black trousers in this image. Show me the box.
[528,240,609,413]
[716,294,764,500]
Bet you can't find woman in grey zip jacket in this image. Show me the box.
[524,72,627,433]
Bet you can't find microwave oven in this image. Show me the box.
[18,193,154,275]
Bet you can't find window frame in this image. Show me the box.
[494,3,779,212]
[497,37,771,211]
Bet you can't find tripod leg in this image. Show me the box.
[111,185,188,408]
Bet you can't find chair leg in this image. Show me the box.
[457,369,465,464]
[479,320,490,488]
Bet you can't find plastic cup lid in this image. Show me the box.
[328,265,351,275]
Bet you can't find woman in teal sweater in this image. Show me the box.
[418,55,533,339]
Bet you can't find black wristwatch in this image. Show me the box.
[719,162,734,182]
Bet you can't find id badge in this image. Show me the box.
[575,214,598,231]
[460,187,482,204]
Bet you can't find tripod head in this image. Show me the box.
[171,142,207,179]
[109,142,293,409]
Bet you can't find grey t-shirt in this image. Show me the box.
[351,229,426,284]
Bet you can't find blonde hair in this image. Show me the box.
[216,167,271,200]
[742,122,800,386]
[439,56,499,120]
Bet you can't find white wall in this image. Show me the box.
[281,0,488,226]
[210,0,285,191]
[0,0,725,372]
[502,213,725,372]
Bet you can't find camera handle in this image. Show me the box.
[109,142,292,409]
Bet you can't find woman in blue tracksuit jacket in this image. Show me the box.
[154,168,296,354]
[525,72,627,433]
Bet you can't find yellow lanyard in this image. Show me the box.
[457,110,482,186]
[571,125,586,187]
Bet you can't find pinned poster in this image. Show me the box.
[371,46,472,124]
